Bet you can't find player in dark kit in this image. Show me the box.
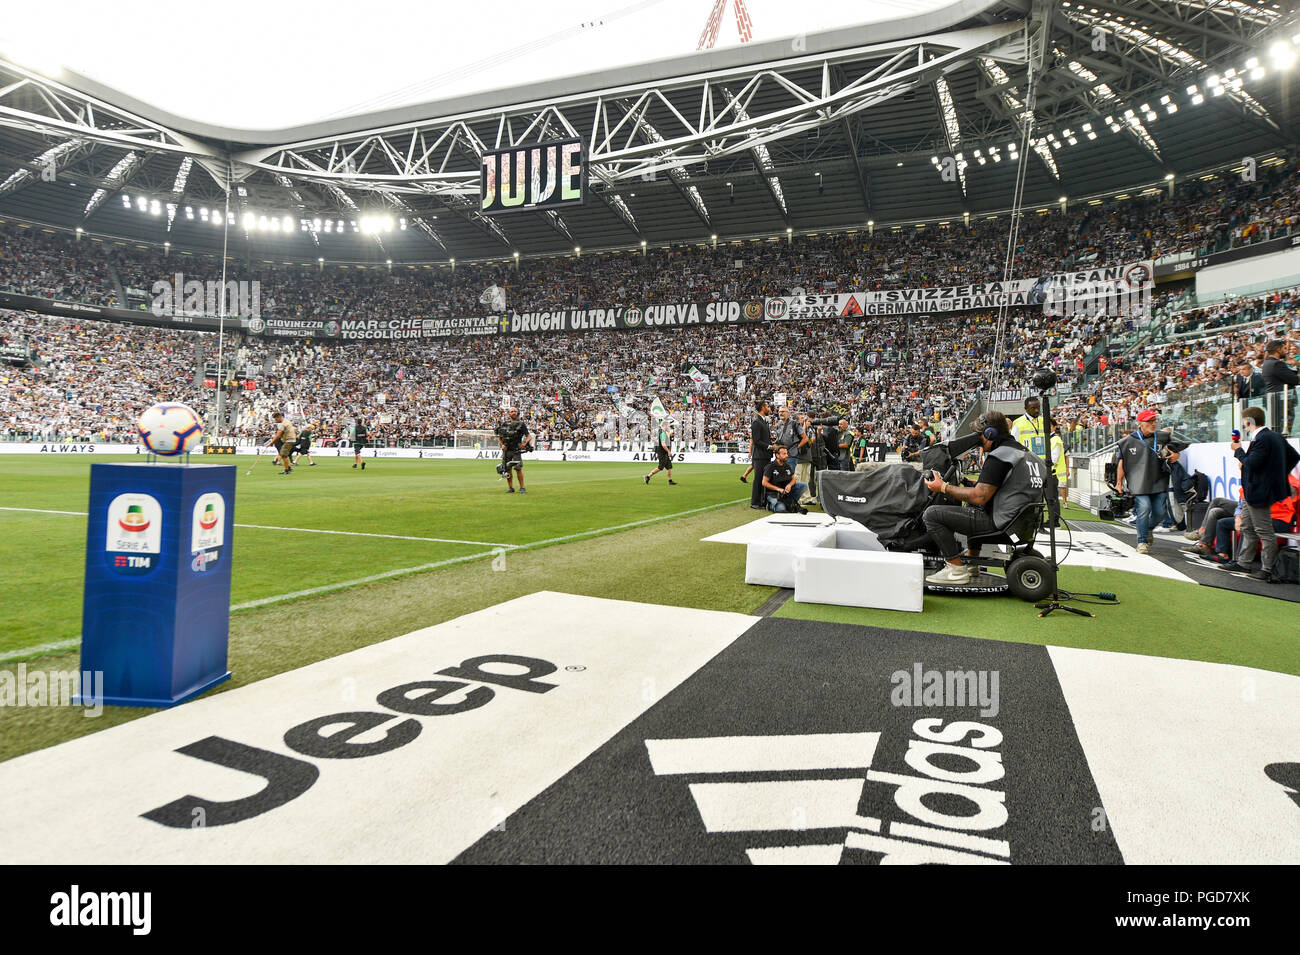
[292,421,318,467]
[643,421,678,485]
[352,417,368,470]
[495,408,533,493]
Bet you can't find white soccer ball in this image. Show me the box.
[137,402,204,456]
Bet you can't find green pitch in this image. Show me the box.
[0,455,752,658]
[0,454,1295,762]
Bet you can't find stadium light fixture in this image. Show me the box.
[75,226,83,233]
[1165,172,1175,180]
[574,245,581,255]
[1192,93,1204,104]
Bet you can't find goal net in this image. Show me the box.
[454,429,497,450]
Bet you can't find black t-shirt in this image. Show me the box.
[354,422,368,442]
[973,437,1023,513]
[764,459,795,490]
[495,419,529,450]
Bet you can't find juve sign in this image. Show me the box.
[481,138,584,215]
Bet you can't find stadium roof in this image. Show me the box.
[1,0,1298,266]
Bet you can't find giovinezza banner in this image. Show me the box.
[766,261,1155,320]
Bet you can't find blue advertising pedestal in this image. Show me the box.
[78,462,235,707]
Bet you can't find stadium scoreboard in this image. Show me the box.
[481,138,584,214]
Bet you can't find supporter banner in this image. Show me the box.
[500,300,765,335]
[1153,233,1300,277]
[0,291,233,333]
[766,261,1153,321]
[3,260,1151,342]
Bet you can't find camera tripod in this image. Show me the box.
[1033,377,1094,619]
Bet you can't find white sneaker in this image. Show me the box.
[1136,542,1150,554]
[926,563,973,585]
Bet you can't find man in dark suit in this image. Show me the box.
[1229,406,1300,581]
[1261,339,1299,393]
[1261,339,1299,435]
[1234,362,1263,401]
[750,398,774,509]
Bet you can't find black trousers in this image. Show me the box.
[922,504,999,561]
[751,456,771,507]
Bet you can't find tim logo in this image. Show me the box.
[191,550,218,572]
[646,719,1010,864]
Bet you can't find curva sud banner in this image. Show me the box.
[3,259,1152,341]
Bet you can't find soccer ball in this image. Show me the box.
[137,402,203,456]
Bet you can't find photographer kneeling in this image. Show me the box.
[920,411,1025,586]
[762,445,809,514]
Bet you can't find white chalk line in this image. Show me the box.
[0,508,508,547]
[0,497,750,653]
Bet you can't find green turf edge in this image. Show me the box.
[774,563,1300,677]
[0,502,775,762]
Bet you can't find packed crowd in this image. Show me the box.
[4,158,1300,447]
[2,161,1300,325]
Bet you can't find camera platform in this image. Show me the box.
[921,556,1009,595]
[923,571,1010,596]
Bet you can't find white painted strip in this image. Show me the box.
[520,498,748,548]
[0,639,79,664]
[230,551,498,610]
[646,732,880,775]
[0,508,510,547]
[889,821,1011,858]
[747,844,846,865]
[1048,645,1300,865]
[0,498,751,622]
[230,499,749,612]
[0,593,759,863]
[232,523,512,548]
[688,779,872,833]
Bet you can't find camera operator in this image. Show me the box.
[900,423,925,467]
[495,407,533,494]
[1114,409,1169,554]
[919,411,1025,586]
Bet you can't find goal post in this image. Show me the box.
[454,429,497,450]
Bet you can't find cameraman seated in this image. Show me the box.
[920,411,1025,586]
[762,445,809,514]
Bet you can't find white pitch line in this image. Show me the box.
[0,507,510,547]
[230,497,750,611]
[231,523,512,548]
[0,497,752,621]
[0,639,80,664]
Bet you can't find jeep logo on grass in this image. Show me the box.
[142,655,558,827]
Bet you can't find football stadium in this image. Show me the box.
[1,0,1298,902]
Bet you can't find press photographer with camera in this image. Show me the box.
[495,407,533,494]
[1114,409,1169,554]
